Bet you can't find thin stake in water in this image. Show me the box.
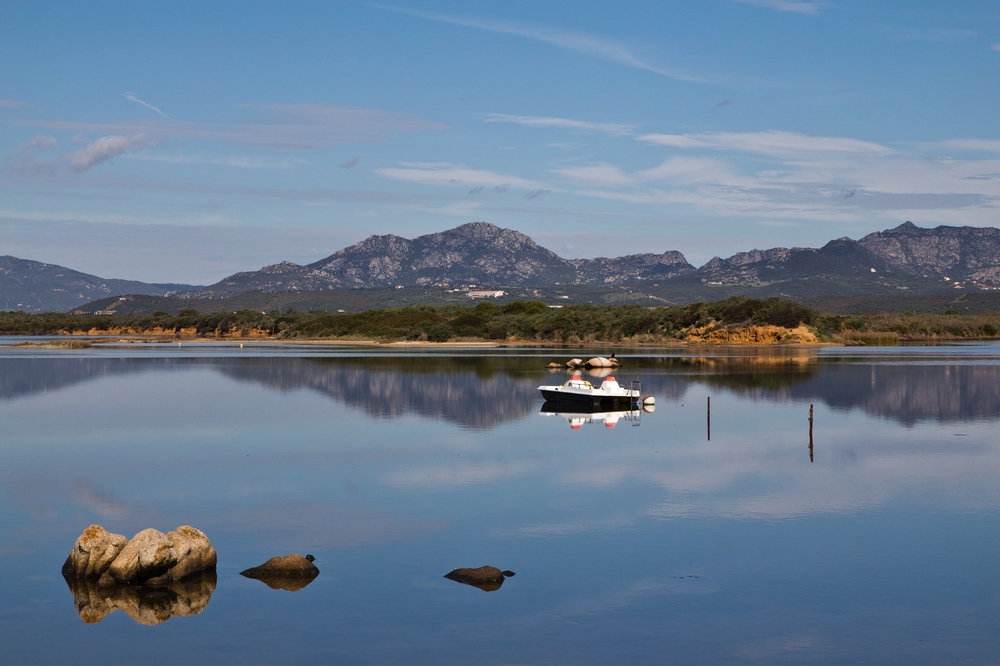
[809,403,814,463]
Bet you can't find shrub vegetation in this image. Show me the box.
[1,296,998,343]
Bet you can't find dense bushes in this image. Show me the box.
[0,297,819,342]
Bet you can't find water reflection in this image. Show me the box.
[540,402,643,430]
[63,571,216,625]
[2,350,1000,427]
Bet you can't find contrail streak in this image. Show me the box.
[123,92,170,118]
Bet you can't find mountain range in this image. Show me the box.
[4,220,1000,313]
[172,220,1000,301]
[0,256,200,313]
[172,222,692,299]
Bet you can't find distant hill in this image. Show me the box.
[174,220,1000,303]
[173,222,695,298]
[680,221,1000,289]
[10,219,1000,314]
[0,256,201,314]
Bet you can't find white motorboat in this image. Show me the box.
[537,374,640,407]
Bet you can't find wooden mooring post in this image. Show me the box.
[808,403,814,462]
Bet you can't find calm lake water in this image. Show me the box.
[2,341,1000,664]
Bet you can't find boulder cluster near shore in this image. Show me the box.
[547,356,620,369]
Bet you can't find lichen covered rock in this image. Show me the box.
[106,528,177,584]
[61,525,128,579]
[62,524,216,585]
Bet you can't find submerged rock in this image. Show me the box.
[64,570,216,625]
[241,553,320,580]
[444,566,515,592]
[61,525,128,579]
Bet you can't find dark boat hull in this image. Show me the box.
[539,390,635,407]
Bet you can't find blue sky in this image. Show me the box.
[1,0,999,283]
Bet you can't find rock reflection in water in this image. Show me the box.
[243,574,318,592]
[64,571,216,625]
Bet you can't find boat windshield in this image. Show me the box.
[563,379,594,389]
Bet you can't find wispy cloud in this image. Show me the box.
[4,135,58,174]
[14,103,446,152]
[374,5,703,82]
[637,130,892,157]
[733,0,823,15]
[68,134,160,171]
[375,161,543,189]
[548,127,1000,227]
[0,99,32,109]
[123,92,170,118]
[931,139,1000,153]
[340,156,359,169]
[524,188,551,200]
[129,151,294,169]
[993,43,1000,52]
[486,113,634,136]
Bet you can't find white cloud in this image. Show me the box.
[375,162,543,189]
[0,99,32,109]
[551,164,633,186]
[637,130,892,157]
[733,0,823,15]
[486,113,634,136]
[4,135,58,174]
[129,151,294,169]
[550,128,1000,225]
[123,92,169,119]
[68,134,160,171]
[375,5,702,81]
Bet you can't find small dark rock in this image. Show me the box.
[240,554,319,579]
[444,565,515,592]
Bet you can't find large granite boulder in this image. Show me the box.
[158,526,217,581]
[62,525,217,585]
[444,565,515,592]
[61,525,128,579]
[106,528,177,584]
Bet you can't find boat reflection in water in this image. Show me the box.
[540,401,646,430]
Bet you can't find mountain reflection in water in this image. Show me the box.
[2,348,999,426]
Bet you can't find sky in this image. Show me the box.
[1,0,999,284]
